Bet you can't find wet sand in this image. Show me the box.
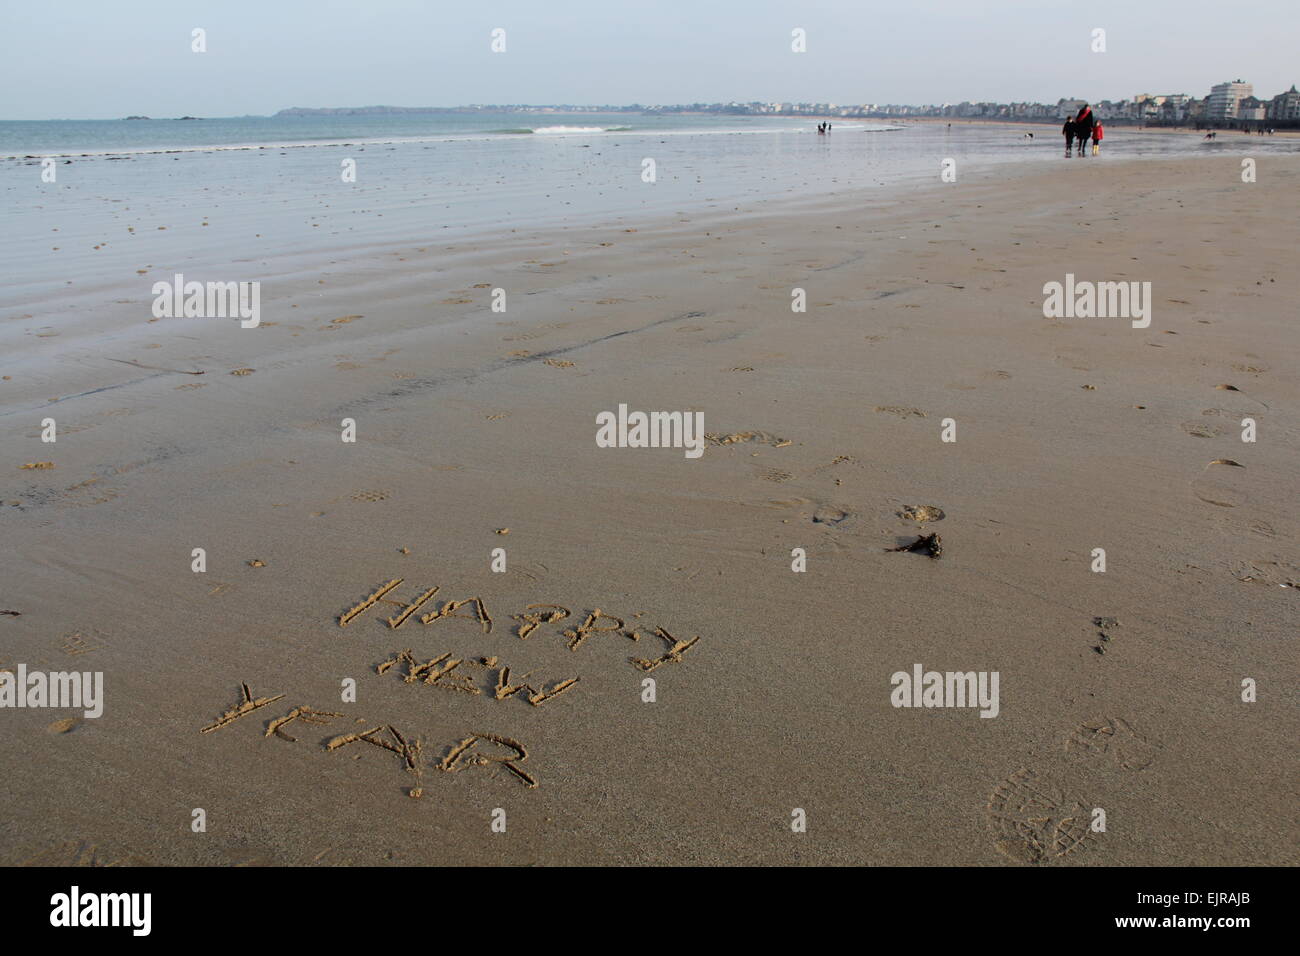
[1,154,1296,866]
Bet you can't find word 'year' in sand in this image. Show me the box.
[199,682,537,791]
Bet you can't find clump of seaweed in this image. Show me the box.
[888,533,943,559]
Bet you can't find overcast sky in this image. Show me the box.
[2,0,1296,120]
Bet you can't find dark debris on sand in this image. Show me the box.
[888,533,943,559]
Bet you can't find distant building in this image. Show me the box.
[1237,96,1267,121]
[1268,85,1300,121]
[1207,80,1253,119]
[1156,94,1193,122]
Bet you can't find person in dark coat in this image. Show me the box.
[1073,104,1094,156]
[1063,118,1076,157]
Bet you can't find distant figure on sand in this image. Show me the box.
[1073,103,1095,157]
[1091,122,1103,155]
[1063,118,1076,157]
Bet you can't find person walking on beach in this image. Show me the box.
[1073,103,1094,157]
[1063,118,1076,157]
[1091,121,1103,156]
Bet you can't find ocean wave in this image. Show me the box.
[529,125,609,135]
[482,125,613,136]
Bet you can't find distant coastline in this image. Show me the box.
[271,102,1299,131]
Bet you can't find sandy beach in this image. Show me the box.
[1,152,1296,867]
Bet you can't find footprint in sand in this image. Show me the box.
[350,490,390,502]
[897,505,945,523]
[1189,459,1250,509]
[757,468,793,483]
[798,456,860,488]
[1065,716,1159,772]
[811,504,856,527]
[705,430,791,448]
[57,629,108,657]
[55,476,121,509]
[874,406,927,419]
[1230,559,1298,589]
[987,716,1159,863]
[1180,421,1223,438]
[987,768,1095,865]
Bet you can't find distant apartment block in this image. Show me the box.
[1207,80,1253,119]
[1268,85,1300,121]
